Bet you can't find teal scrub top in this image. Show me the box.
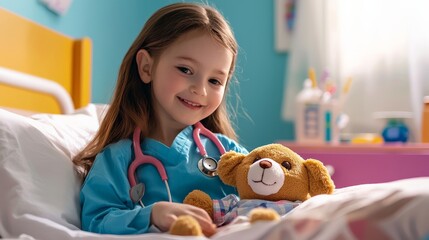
[80,125,248,234]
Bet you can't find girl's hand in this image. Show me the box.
[151,201,216,236]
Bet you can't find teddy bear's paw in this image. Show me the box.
[248,208,280,223]
[169,215,203,236]
[184,190,214,217]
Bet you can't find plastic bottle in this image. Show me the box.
[422,96,429,143]
[382,118,409,143]
[321,93,340,144]
[295,79,323,143]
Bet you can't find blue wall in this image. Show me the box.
[0,0,294,149]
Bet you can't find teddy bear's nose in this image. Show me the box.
[259,160,272,169]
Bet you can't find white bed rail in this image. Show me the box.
[0,67,74,114]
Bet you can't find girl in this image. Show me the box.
[73,2,248,237]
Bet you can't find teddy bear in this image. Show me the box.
[169,143,335,236]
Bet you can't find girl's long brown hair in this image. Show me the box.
[73,2,239,178]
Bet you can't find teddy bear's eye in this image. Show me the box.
[252,157,261,163]
[282,161,292,170]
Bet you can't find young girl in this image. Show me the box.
[73,2,248,237]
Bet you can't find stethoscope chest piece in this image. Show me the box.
[198,156,218,177]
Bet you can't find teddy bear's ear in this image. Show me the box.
[304,159,335,197]
[217,151,246,186]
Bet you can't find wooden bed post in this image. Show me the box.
[72,38,92,109]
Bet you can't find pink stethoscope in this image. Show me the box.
[128,122,226,207]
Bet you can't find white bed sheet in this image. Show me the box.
[3,178,429,240]
[0,106,428,240]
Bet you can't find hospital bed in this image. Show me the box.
[0,7,428,240]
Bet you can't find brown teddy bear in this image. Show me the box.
[169,143,335,236]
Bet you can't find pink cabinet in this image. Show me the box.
[278,142,429,188]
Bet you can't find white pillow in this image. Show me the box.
[0,104,106,238]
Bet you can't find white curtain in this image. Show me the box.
[282,0,429,141]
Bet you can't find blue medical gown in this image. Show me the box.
[80,125,248,234]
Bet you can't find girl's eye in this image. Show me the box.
[282,161,292,170]
[177,67,192,75]
[209,79,222,86]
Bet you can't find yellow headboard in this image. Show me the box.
[0,7,92,114]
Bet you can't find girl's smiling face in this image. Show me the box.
[137,29,233,141]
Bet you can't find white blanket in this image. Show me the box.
[0,106,428,240]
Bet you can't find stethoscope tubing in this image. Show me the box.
[193,122,226,156]
[128,128,168,186]
[128,122,225,207]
